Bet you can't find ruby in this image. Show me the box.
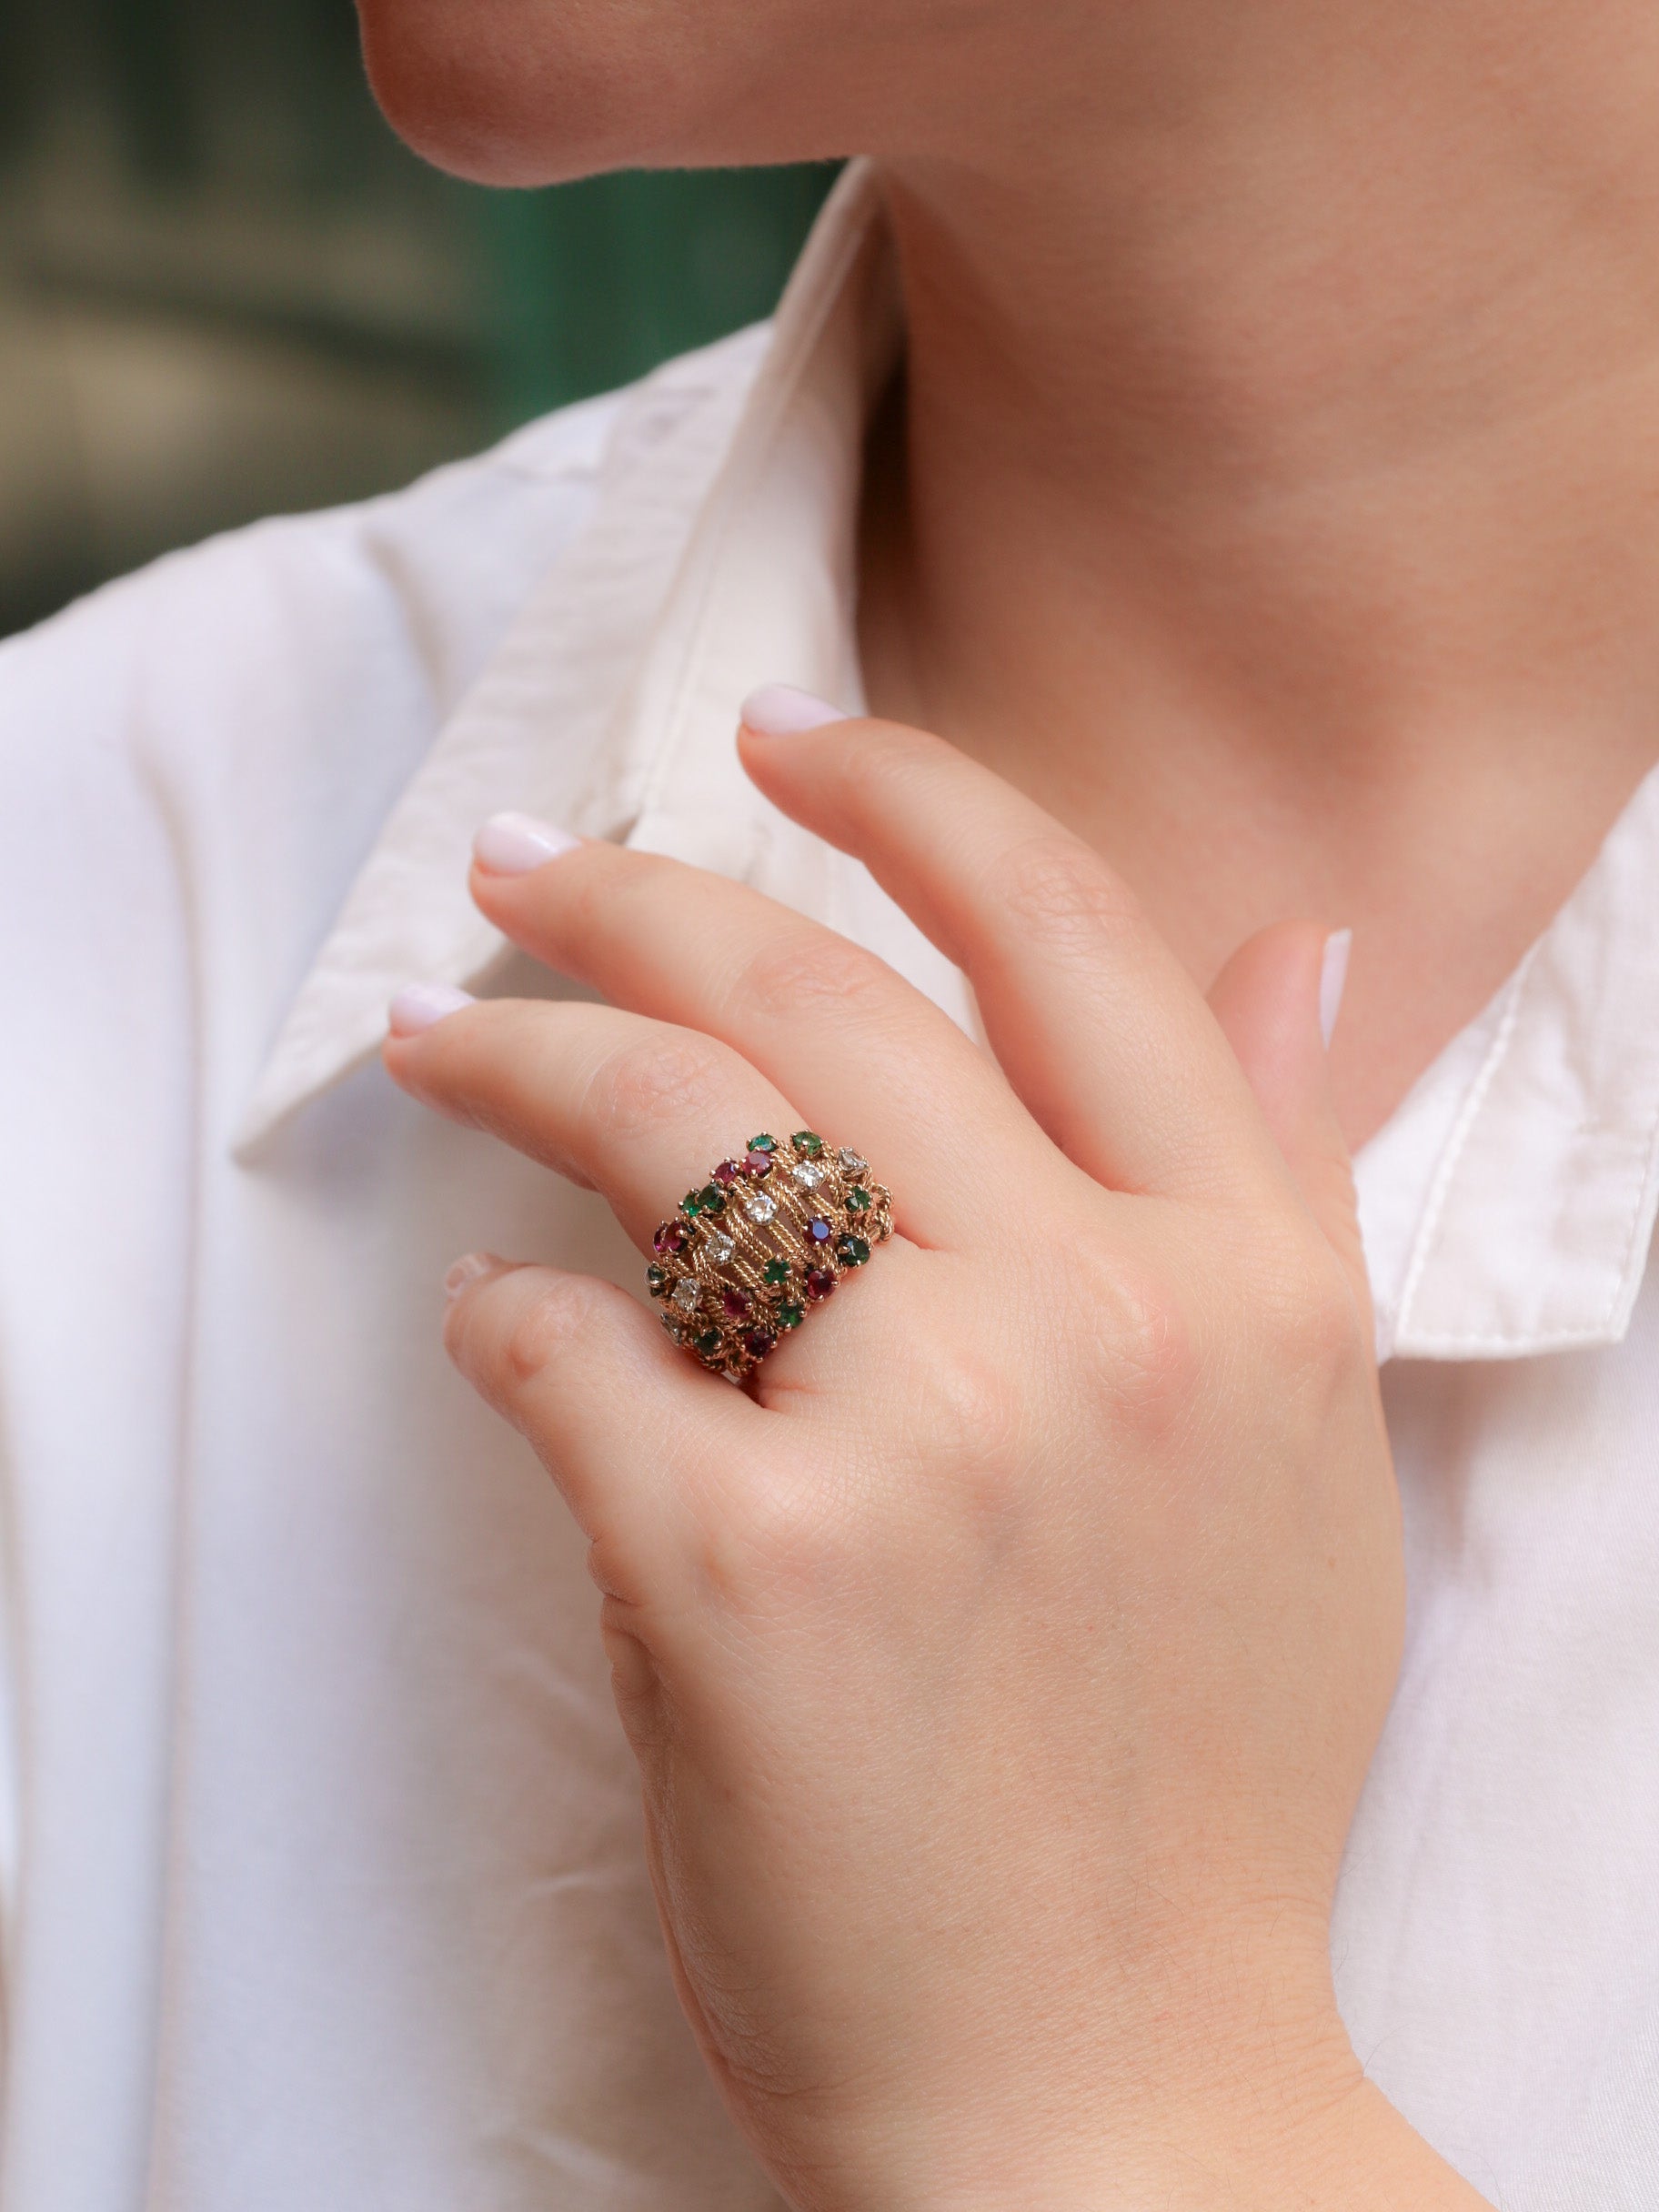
[743,1149,774,1179]
[803,1216,832,1245]
[744,1329,777,1361]
[805,1267,837,1301]
[654,1220,689,1256]
[721,1287,752,1320]
[712,1158,744,1185]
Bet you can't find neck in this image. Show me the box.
[859,1,1659,1139]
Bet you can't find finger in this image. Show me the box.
[464,822,1035,1249]
[1205,921,1372,1330]
[386,995,934,1382]
[442,1253,752,1596]
[739,709,1278,1202]
[386,995,802,1252]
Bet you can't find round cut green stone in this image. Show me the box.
[683,1189,705,1216]
[747,1132,778,1153]
[791,1131,823,1157]
[699,1183,726,1214]
[763,1258,791,1285]
[775,1302,805,1330]
[845,1185,872,1213]
[646,1264,669,1297]
[835,1234,871,1266]
[694,1328,723,1356]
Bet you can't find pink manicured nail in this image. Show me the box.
[1320,929,1353,1051]
[387,983,476,1037]
[473,812,580,875]
[444,1251,497,1300]
[739,684,850,736]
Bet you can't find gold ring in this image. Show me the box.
[648,1131,893,1378]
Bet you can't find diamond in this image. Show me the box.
[805,1267,837,1300]
[660,1313,684,1342]
[792,1161,825,1190]
[791,1131,824,1157]
[671,1279,701,1313]
[744,1193,777,1224]
[707,1232,736,1265]
[838,1147,867,1175]
[835,1234,870,1267]
[762,1258,791,1286]
[803,1216,833,1246]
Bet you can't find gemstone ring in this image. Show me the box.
[646,1131,893,1380]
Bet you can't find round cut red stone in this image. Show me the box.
[654,1220,689,1256]
[744,1329,777,1361]
[805,1267,837,1301]
[803,1216,832,1245]
[721,1287,752,1320]
[712,1158,744,1186]
[742,1149,774,1179]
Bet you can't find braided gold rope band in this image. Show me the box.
[647,1131,894,1380]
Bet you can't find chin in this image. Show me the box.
[357,0,702,185]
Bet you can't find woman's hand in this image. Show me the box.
[383,707,1486,2210]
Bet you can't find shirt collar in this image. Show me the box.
[235,161,1659,1367]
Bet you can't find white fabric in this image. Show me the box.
[0,159,1655,2208]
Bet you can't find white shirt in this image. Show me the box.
[1,161,1655,2211]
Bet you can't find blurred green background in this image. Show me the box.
[0,0,839,638]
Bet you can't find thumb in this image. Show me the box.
[1207,921,1372,1329]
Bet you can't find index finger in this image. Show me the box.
[740,704,1279,1202]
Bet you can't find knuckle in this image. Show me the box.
[732,927,893,1026]
[469,1273,607,1397]
[587,1030,733,1146]
[985,833,1136,956]
[1082,1252,1202,1439]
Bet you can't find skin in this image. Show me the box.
[364,0,1659,2196]
[385,729,1487,2205]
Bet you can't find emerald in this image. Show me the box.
[763,1258,791,1285]
[845,1185,872,1213]
[646,1264,669,1298]
[683,1189,706,1216]
[747,1132,778,1153]
[775,1302,805,1330]
[791,1131,824,1157]
[835,1234,871,1266]
[699,1183,726,1215]
[694,1328,722,1356]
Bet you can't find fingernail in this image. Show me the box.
[444,1251,497,1300]
[739,684,850,736]
[473,812,580,875]
[1320,929,1353,1051]
[387,983,476,1037]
